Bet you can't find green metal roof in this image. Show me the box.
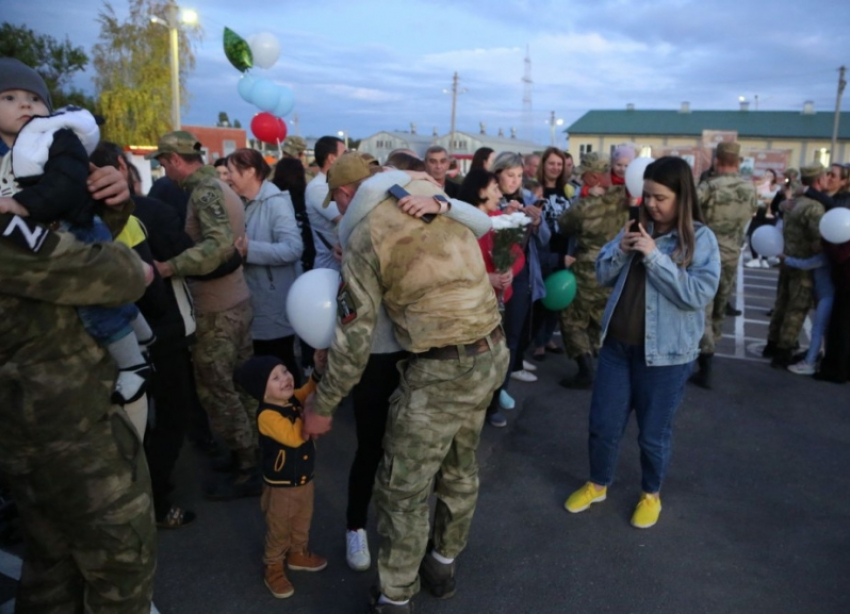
[566,110,850,140]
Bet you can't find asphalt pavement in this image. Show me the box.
[3,262,850,613]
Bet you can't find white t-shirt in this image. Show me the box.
[305,171,341,271]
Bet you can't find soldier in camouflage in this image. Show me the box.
[691,141,758,388]
[0,168,157,612]
[301,153,508,614]
[764,165,827,367]
[149,131,260,499]
[558,152,629,389]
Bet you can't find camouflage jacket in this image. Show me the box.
[313,179,501,417]
[698,172,758,262]
[0,214,146,474]
[558,185,628,284]
[783,195,825,259]
[168,165,237,277]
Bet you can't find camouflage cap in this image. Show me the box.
[784,168,799,179]
[282,135,307,157]
[576,152,610,175]
[716,141,741,157]
[145,130,203,160]
[322,152,379,207]
[800,164,825,181]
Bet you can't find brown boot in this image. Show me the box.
[264,563,294,598]
[287,549,328,572]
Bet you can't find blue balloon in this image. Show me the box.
[271,86,295,117]
[251,78,281,113]
[237,73,258,104]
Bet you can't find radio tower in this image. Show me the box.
[522,45,533,142]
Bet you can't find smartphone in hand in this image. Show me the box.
[388,184,436,223]
[628,206,641,230]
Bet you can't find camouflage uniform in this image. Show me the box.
[768,194,824,350]
[169,165,257,469]
[0,211,156,613]
[313,178,508,602]
[697,172,758,353]
[557,185,629,357]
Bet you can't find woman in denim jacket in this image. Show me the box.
[564,157,720,529]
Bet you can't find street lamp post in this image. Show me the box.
[151,6,197,131]
[548,111,564,146]
[337,130,349,149]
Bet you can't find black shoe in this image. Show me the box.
[368,587,412,613]
[419,552,456,599]
[209,450,239,473]
[725,303,742,317]
[770,349,794,369]
[204,470,262,500]
[761,341,778,358]
[559,353,594,390]
[688,354,713,389]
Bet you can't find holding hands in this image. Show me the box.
[619,222,657,257]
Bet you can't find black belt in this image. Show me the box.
[416,327,504,361]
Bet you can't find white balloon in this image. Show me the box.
[286,268,340,349]
[248,32,281,69]
[751,225,784,258]
[624,156,654,197]
[819,207,850,244]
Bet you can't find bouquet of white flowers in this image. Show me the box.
[490,212,532,273]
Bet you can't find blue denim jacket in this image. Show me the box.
[596,223,720,366]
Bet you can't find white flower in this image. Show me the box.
[491,212,532,230]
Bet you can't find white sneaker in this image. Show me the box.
[346,529,370,571]
[510,369,538,383]
[767,257,780,266]
[745,258,763,268]
[787,361,815,375]
[761,260,771,268]
[522,360,537,372]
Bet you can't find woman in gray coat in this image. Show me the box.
[229,148,304,382]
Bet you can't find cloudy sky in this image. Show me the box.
[6,0,849,145]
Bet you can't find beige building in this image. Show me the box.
[566,103,850,174]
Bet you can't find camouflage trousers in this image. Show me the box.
[768,267,813,350]
[193,299,257,467]
[559,284,611,358]
[5,409,156,614]
[373,334,509,602]
[699,258,738,354]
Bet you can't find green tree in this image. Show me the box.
[93,0,201,145]
[0,22,96,110]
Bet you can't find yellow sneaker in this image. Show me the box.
[630,493,662,529]
[564,482,607,513]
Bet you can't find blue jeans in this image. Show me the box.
[69,218,138,344]
[806,296,833,365]
[587,339,693,493]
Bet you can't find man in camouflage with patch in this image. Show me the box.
[149,131,259,499]
[557,152,629,389]
[690,141,758,388]
[764,165,827,368]
[0,172,156,612]
[301,153,508,614]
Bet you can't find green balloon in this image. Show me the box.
[223,27,253,72]
[542,269,577,311]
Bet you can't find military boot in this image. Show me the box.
[689,354,713,389]
[762,341,778,358]
[771,348,794,369]
[559,353,594,389]
[419,551,456,599]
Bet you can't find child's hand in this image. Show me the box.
[313,349,328,375]
[142,262,155,286]
[0,197,28,217]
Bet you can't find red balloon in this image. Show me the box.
[251,112,287,145]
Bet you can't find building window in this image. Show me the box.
[222,140,236,156]
[579,144,592,155]
[815,148,830,166]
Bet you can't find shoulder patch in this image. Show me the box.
[195,188,226,220]
[336,281,359,325]
[0,213,59,254]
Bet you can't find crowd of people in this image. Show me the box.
[1,56,849,613]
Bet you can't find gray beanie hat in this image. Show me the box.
[0,58,53,113]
